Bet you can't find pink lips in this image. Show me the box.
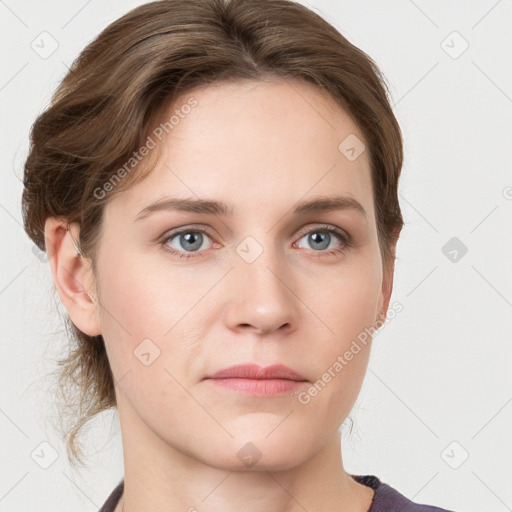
[204,364,308,396]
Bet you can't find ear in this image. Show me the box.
[44,217,102,336]
[375,257,395,326]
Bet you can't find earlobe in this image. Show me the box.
[44,217,102,336]
[376,260,395,325]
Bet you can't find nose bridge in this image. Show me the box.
[236,232,289,297]
[227,231,298,333]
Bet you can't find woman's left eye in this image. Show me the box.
[161,224,353,259]
[295,225,352,256]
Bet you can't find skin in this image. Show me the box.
[45,78,395,512]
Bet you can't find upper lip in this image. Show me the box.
[205,364,308,381]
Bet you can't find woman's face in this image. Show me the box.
[89,79,393,471]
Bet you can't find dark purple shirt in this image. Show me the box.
[98,474,457,511]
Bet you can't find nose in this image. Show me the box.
[223,244,300,336]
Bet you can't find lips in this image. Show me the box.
[206,364,308,381]
[204,364,309,395]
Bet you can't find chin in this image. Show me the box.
[203,429,317,473]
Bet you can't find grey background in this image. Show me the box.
[1,0,511,511]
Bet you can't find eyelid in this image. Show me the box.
[160,225,215,248]
[295,223,351,241]
[159,224,214,243]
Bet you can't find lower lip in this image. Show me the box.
[206,378,307,395]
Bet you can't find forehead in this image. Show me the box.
[106,78,374,223]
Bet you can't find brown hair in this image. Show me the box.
[22,0,404,468]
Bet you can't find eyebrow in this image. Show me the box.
[134,195,367,221]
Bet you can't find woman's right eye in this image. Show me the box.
[161,228,214,259]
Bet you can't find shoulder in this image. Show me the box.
[98,479,124,512]
[352,474,459,512]
[100,475,460,512]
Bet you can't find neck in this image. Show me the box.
[116,410,374,512]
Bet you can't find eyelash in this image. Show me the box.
[160,224,354,260]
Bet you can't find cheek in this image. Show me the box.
[311,260,382,346]
[93,249,169,370]
[303,261,380,411]
[94,248,210,381]
[97,243,183,332]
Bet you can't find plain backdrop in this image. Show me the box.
[1,1,511,511]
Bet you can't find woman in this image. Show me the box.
[21,0,458,510]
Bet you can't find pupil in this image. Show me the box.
[181,232,202,251]
[310,232,329,250]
